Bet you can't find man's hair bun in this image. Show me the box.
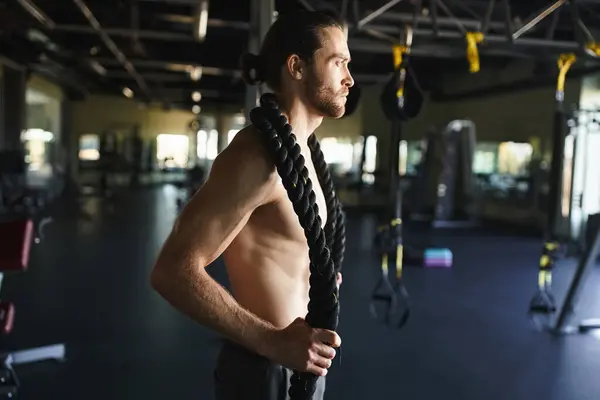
[240,52,265,85]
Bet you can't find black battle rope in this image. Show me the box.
[307,135,346,274]
[250,93,345,400]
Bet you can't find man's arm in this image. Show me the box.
[150,132,278,356]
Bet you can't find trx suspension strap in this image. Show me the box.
[585,42,600,57]
[250,93,345,400]
[393,43,409,108]
[380,25,423,121]
[528,53,575,329]
[370,27,414,330]
[465,32,484,73]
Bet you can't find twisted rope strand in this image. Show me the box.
[308,135,346,273]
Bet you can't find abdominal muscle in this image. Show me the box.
[222,216,311,329]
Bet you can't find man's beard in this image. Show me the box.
[303,69,346,119]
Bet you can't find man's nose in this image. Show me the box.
[344,71,355,88]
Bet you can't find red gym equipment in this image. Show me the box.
[0,218,66,397]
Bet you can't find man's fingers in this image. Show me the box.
[308,366,328,377]
[315,343,336,359]
[315,329,341,347]
[313,355,332,370]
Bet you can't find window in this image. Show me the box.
[472,141,533,176]
[472,142,498,174]
[352,140,364,169]
[364,136,377,173]
[156,134,189,169]
[79,133,100,161]
[319,137,355,174]
[362,135,377,184]
[197,129,219,160]
[562,135,574,217]
[497,142,533,176]
[582,133,600,215]
[207,129,218,160]
[228,129,239,144]
[398,140,424,176]
[399,140,407,176]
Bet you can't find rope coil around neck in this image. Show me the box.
[250,92,346,400]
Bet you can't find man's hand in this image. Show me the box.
[336,272,342,288]
[263,317,341,376]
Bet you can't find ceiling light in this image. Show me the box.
[194,0,209,42]
[122,87,134,98]
[191,91,202,102]
[192,105,201,114]
[188,66,202,81]
[88,60,106,76]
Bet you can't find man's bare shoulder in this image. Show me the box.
[210,125,280,193]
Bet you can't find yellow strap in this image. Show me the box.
[556,53,576,94]
[377,218,402,232]
[543,241,559,252]
[392,45,406,69]
[393,45,408,99]
[539,241,559,268]
[465,32,484,73]
[396,244,403,279]
[538,270,547,288]
[390,218,402,227]
[538,270,553,288]
[381,253,389,274]
[586,42,600,56]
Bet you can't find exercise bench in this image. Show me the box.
[0,218,66,397]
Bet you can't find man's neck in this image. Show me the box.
[277,94,323,146]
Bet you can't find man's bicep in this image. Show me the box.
[168,150,274,265]
[173,182,251,264]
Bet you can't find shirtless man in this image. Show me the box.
[150,10,353,399]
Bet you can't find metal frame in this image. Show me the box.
[552,213,600,334]
[13,0,600,107]
[298,0,600,60]
[0,344,66,396]
[70,0,152,101]
[0,266,66,396]
[244,0,275,120]
[25,0,600,61]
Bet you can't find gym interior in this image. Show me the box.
[1,0,600,399]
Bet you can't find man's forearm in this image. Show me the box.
[151,266,276,356]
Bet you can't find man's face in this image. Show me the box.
[303,26,354,119]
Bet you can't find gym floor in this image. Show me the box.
[3,186,600,400]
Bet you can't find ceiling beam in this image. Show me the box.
[15,0,56,29]
[54,22,585,57]
[52,21,408,40]
[149,87,242,100]
[98,59,390,83]
[376,10,508,31]
[158,15,250,30]
[90,58,238,77]
[106,71,213,82]
[70,0,153,100]
[348,38,535,59]
[136,0,204,4]
[55,25,197,41]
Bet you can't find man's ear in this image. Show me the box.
[286,54,304,81]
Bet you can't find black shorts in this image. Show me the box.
[214,340,326,400]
